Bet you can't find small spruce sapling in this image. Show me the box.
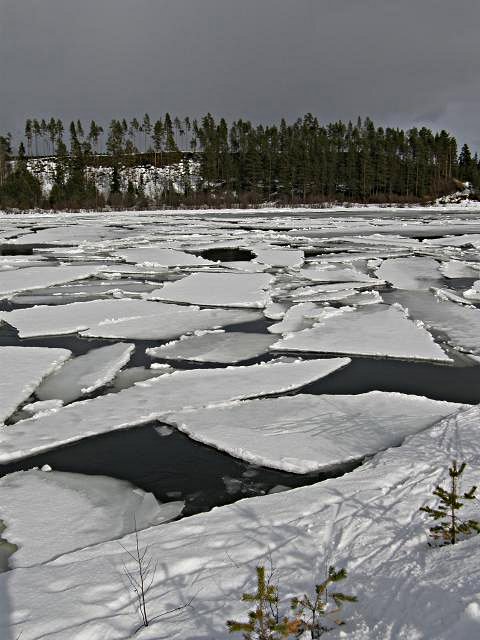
[420,460,480,546]
[227,565,300,639]
[290,566,357,638]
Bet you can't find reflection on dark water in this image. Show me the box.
[0,423,359,517]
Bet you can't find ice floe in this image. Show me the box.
[149,272,273,308]
[272,304,451,361]
[167,391,462,472]
[36,343,134,403]
[147,331,276,363]
[0,347,71,422]
[115,247,216,267]
[0,469,183,567]
[376,257,443,290]
[0,264,103,298]
[0,358,350,462]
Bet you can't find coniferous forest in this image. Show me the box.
[1,114,479,210]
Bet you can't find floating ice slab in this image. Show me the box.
[111,366,173,391]
[0,469,184,567]
[0,358,350,462]
[253,248,304,268]
[149,272,273,308]
[392,290,480,355]
[267,302,330,334]
[36,343,134,403]
[147,331,276,363]
[439,260,480,279]
[0,264,102,298]
[80,307,262,340]
[463,280,480,301]
[376,257,442,289]
[0,299,164,337]
[0,347,71,422]
[272,305,451,362]
[300,265,378,283]
[168,392,461,473]
[115,247,216,267]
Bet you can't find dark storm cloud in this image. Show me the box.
[1,0,479,146]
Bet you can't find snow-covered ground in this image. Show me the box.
[0,208,480,639]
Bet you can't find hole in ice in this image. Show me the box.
[197,247,255,262]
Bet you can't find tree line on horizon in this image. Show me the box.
[0,113,479,210]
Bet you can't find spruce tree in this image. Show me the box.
[420,460,480,545]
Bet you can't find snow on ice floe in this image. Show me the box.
[147,331,276,363]
[0,264,103,298]
[300,265,380,284]
[0,298,260,338]
[6,402,480,640]
[149,272,273,308]
[463,280,480,301]
[439,260,480,279]
[0,358,350,462]
[80,307,261,340]
[0,469,184,567]
[375,257,443,290]
[115,247,216,267]
[252,247,304,268]
[111,365,174,391]
[36,343,134,403]
[0,347,71,423]
[167,392,462,472]
[392,290,480,354]
[272,304,451,362]
[267,302,333,334]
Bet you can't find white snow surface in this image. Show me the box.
[149,272,273,308]
[167,391,462,472]
[0,358,350,462]
[36,343,134,403]
[146,331,276,363]
[273,304,451,361]
[3,402,480,639]
[0,347,71,423]
[0,469,184,567]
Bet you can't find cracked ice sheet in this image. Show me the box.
[115,247,216,267]
[167,392,462,473]
[0,347,71,423]
[375,257,443,290]
[0,265,104,298]
[147,331,276,364]
[439,260,480,279]
[36,343,134,404]
[0,359,349,463]
[0,469,184,568]
[0,299,260,339]
[4,403,480,640]
[149,272,273,308]
[272,304,451,362]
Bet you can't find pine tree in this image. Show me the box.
[420,460,480,545]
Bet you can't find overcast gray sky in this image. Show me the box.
[1,0,479,147]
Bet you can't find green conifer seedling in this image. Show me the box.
[420,460,480,545]
[290,566,357,638]
[227,565,300,639]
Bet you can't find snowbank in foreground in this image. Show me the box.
[3,404,480,639]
